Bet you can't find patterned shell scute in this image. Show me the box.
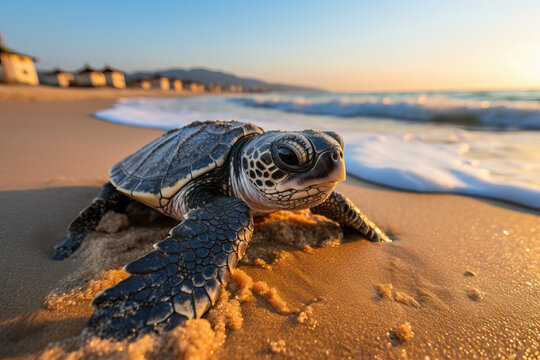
[109,120,263,208]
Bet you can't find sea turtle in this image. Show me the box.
[53,120,389,339]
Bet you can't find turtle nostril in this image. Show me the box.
[339,150,343,159]
[332,151,339,161]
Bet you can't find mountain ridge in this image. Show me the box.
[127,67,323,92]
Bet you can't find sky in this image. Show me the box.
[0,0,539,92]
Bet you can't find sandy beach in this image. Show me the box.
[0,84,191,102]
[0,88,538,359]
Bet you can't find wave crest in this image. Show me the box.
[231,95,540,129]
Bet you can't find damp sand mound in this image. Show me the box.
[38,206,343,359]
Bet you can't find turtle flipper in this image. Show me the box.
[52,182,128,260]
[85,196,253,339]
[311,191,391,242]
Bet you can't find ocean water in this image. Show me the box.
[95,91,540,210]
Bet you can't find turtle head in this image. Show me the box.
[238,130,345,211]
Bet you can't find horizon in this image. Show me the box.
[23,64,540,93]
[1,1,539,92]
[72,65,540,93]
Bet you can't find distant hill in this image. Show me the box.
[127,67,323,92]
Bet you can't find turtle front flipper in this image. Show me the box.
[52,182,129,260]
[85,196,253,340]
[311,191,391,242]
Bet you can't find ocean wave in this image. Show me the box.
[345,132,540,210]
[95,96,540,210]
[230,95,540,129]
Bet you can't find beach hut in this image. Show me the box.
[129,78,151,89]
[206,83,222,93]
[74,66,106,87]
[128,78,151,89]
[182,79,195,92]
[182,79,205,93]
[40,68,74,88]
[227,85,243,93]
[102,66,126,89]
[195,82,205,93]
[170,78,183,92]
[0,32,39,85]
[151,75,169,90]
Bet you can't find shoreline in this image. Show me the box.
[3,87,537,213]
[0,90,538,359]
[3,93,534,215]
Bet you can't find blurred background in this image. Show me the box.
[1,0,539,91]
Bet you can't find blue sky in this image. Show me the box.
[1,0,539,91]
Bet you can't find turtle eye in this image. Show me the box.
[277,147,299,166]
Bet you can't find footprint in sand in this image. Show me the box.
[466,288,484,301]
[463,269,483,301]
[374,283,421,308]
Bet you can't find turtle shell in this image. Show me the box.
[109,120,263,209]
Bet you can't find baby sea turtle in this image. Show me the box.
[53,120,389,339]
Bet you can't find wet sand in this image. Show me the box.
[0,91,538,359]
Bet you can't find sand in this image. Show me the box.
[0,88,538,359]
[0,84,191,102]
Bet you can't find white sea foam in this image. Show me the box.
[231,95,540,129]
[95,96,540,210]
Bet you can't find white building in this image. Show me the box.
[102,66,126,88]
[74,66,106,87]
[0,31,39,85]
[129,78,151,89]
[182,79,205,93]
[151,75,170,90]
[170,78,183,92]
[40,68,74,87]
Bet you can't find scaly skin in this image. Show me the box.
[52,182,128,260]
[85,195,253,340]
[311,191,391,243]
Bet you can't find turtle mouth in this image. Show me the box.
[317,181,338,190]
[276,148,346,192]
